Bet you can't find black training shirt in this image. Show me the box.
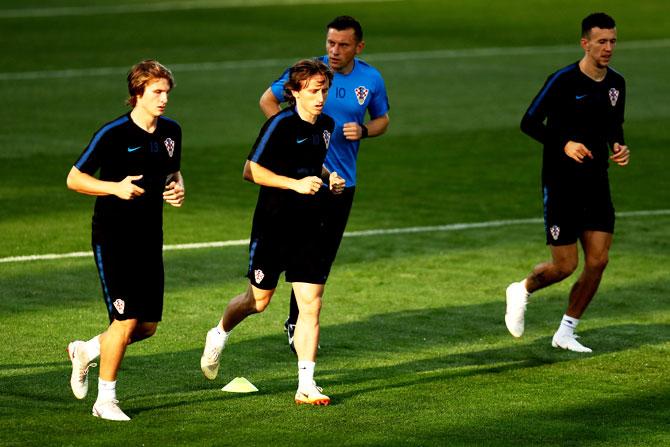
[74,113,182,242]
[521,62,625,187]
[247,107,334,236]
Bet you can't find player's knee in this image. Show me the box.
[586,254,609,272]
[247,287,273,313]
[556,259,578,279]
[142,323,158,338]
[300,295,322,317]
[254,297,271,313]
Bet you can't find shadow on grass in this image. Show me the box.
[2,301,667,406]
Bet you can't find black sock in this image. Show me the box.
[288,289,299,325]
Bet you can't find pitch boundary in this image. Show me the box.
[2,209,668,264]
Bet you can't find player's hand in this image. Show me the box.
[163,180,185,207]
[294,176,322,195]
[343,122,364,141]
[610,142,630,166]
[329,171,345,195]
[564,141,593,164]
[115,175,145,200]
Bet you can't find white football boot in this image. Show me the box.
[200,327,226,380]
[295,381,330,406]
[551,332,592,353]
[67,340,97,399]
[92,399,131,421]
[505,281,530,338]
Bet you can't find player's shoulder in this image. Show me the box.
[158,115,182,131]
[263,106,297,133]
[548,62,580,82]
[353,58,385,79]
[319,112,335,129]
[91,113,131,141]
[606,66,626,84]
[97,113,131,132]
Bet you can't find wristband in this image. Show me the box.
[361,124,369,139]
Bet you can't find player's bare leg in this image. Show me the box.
[292,282,329,405]
[565,231,612,318]
[552,231,611,353]
[506,244,578,337]
[526,243,579,293]
[92,319,139,421]
[201,285,273,380]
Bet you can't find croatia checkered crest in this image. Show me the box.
[323,130,331,149]
[113,299,125,315]
[354,86,369,105]
[608,88,619,107]
[164,138,175,157]
[254,269,264,284]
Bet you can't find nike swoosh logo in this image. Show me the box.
[575,95,587,100]
[127,146,142,152]
[296,138,309,144]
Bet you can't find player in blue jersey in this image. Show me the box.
[259,16,390,352]
[200,59,345,405]
[505,13,630,353]
[66,60,185,421]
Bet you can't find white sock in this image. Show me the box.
[97,378,117,402]
[557,314,579,337]
[213,321,230,347]
[298,360,315,390]
[83,335,101,360]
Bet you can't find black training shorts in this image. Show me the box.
[92,239,164,322]
[543,180,615,246]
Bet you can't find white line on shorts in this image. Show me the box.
[1,209,668,264]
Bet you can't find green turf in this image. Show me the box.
[1,1,669,445]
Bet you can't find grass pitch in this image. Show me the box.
[1,1,669,445]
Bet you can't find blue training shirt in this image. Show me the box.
[270,56,389,187]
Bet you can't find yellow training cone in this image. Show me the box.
[221,377,258,393]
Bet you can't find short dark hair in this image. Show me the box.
[283,58,333,105]
[581,12,616,38]
[326,15,363,42]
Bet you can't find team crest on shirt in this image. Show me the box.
[254,269,264,284]
[323,130,331,149]
[550,225,560,241]
[164,138,175,157]
[113,299,125,315]
[608,88,619,107]
[354,86,369,105]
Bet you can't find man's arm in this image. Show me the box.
[243,160,322,195]
[66,166,144,200]
[342,114,390,141]
[259,87,282,119]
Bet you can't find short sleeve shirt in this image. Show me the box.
[74,113,182,242]
[247,107,334,238]
[270,56,389,186]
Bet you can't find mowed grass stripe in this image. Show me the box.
[2,209,668,264]
[0,0,398,19]
[2,39,670,81]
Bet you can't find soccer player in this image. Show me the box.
[259,16,390,352]
[66,60,185,421]
[505,13,630,352]
[200,59,344,405]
